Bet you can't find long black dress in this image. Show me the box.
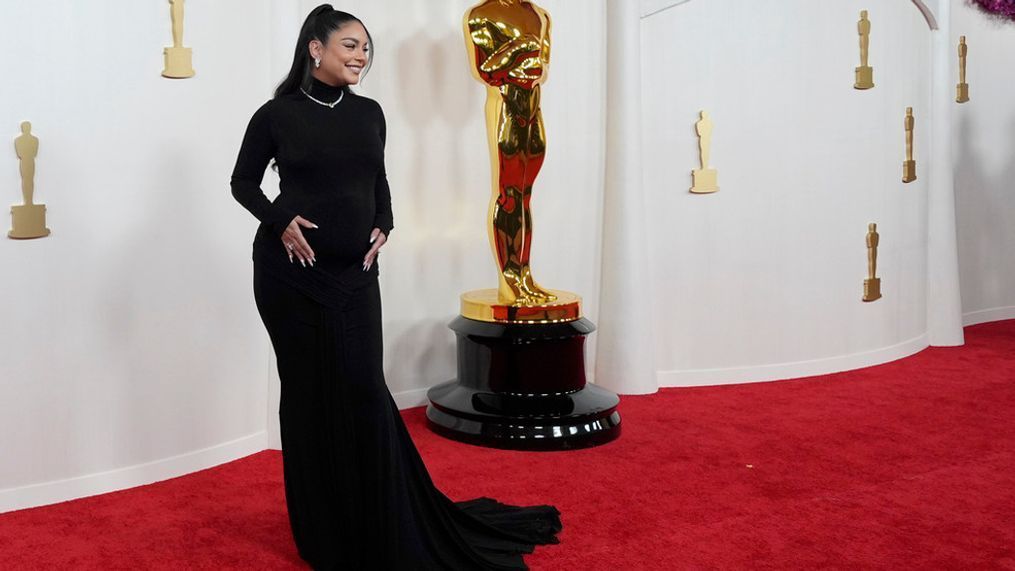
[231,78,561,570]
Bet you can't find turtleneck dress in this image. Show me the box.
[230,78,562,570]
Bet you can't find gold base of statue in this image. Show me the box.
[902,160,917,183]
[162,47,195,78]
[9,204,50,239]
[854,66,874,89]
[461,289,582,324]
[690,168,718,194]
[863,278,882,302]
[956,83,969,103]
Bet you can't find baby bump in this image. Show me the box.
[279,194,375,263]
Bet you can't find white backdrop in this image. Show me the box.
[0,0,1008,513]
[951,0,1015,326]
[0,0,276,513]
[639,0,936,386]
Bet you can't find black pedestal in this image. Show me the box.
[425,316,621,450]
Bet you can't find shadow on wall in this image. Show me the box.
[387,25,478,393]
[953,111,1015,311]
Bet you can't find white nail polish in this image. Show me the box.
[370,236,376,244]
[300,259,306,267]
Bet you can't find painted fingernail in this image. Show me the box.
[288,255,294,263]
[362,263,368,271]
[370,236,376,244]
[311,224,319,228]
[308,259,314,267]
[300,259,306,267]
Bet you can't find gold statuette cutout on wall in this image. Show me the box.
[162,0,195,78]
[854,10,874,89]
[690,111,718,194]
[903,107,917,183]
[9,122,50,239]
[863,223,881,302]
[957,36,970,103]
[461,0,581,323]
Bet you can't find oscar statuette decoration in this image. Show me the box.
[903,107,917,183]
[957,36,970,103]
[854,10,874,90]
[9,121,50,239]
[690,110,718,194]
[162,0,195,79]
[863,223,882,302]
[425,0,621,450]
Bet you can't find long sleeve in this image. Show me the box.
[372,105,394,236]
[230,101,296,238]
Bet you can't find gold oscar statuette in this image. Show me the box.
[9,121,50,239]
[690,110,718,194]
[425,0,620,451]
[863,223,881,302]
[902,107,916,183]
[162,0,195,78]
[956,36,969,103]
[854,10,874,90]
[460,0,580,324]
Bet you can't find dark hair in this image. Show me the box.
[274,4,374,98]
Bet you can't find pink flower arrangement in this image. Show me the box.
[968,0,1015,21]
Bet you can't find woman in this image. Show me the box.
[230,6,562,570]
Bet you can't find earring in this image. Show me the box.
[314,57,321,68]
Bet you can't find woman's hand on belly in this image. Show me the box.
[281,215,319,267]
[362,228,387,272]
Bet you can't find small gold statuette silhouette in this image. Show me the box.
[854,10,874,89]
[902,107,917,183]
[162,0,195,78]
[863,223,881,302]
[956,36,969,103]
[9,121,50,239]
[690,110,718,194]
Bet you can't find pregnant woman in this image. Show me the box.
[230,5,561,569]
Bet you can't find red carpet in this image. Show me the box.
[1,321,1013,569]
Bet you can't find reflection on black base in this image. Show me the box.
[425,316,621,451]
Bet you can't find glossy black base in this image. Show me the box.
[426,316,621,451]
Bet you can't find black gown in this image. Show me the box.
[231,78,561,570]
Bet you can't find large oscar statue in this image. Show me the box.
[426,0,621,450]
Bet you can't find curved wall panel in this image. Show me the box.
[640,0,934,385]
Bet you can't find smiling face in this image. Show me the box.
[309,21,370,86]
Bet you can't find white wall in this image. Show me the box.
[951,1,1015,326]
[634,0,937,386]
[0,0,275,512]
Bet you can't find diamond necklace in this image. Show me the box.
[300,87,344,108]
